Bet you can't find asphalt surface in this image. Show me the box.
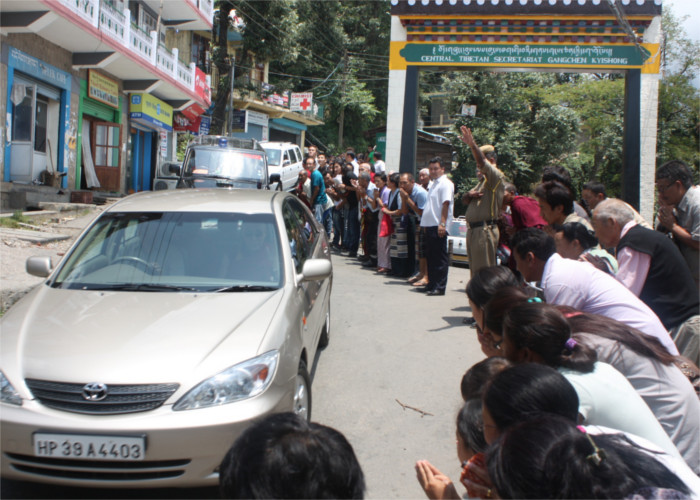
[1,231,483,499]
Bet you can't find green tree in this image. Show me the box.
[234,0,390,153]
[657,8,700,175]
[439,72,580,200]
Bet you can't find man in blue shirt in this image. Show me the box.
[400,173,428,283]
[308,157,331,236]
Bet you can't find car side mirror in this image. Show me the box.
[283,159,291,167]
[26,256,53,278]
[300,259,332,282]
[169,163,182,175]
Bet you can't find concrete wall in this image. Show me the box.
[385,17,408,174]
[639,15,663,223]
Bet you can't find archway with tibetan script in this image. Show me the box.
[385,0,661,220]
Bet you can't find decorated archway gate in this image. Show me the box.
[386,0,661,220]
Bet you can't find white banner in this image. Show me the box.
[290,92,313,112]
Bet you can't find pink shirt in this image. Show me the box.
[542,253,678,355]
[616,221,651,296]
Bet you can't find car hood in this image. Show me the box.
[1,285,284,385]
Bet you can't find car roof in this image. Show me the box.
[105,189,290,214]
[260,142,298,149]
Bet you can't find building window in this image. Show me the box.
[192,33,210,74]
[93,123,121,168]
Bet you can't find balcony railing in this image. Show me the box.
[56,0,210,105]
[61,0,98,27]
[130,23,153,62]
[177,60,194,88]
[99,0,126,44]
[157,44,175,74]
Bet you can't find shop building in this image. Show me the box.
[1,0,212,203]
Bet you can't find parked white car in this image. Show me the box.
[260,141,304,191]
[448,216,468,266]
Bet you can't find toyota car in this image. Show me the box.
[0,189,332,488]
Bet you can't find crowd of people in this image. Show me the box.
[214,136,699,498]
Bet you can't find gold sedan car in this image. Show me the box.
[1,189,332,488]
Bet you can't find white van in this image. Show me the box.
[260,141,304,191]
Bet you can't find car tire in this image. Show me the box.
[294,360,312,422]
[318,307,330,349]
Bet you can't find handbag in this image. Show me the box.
[379,213,394,237]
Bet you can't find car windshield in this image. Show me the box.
[263,148,282,166]
[184,148,266,185]
[52,212,283,291]
[448,220,467,237]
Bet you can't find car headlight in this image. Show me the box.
[173,351,279,411]
[1,371,22,406]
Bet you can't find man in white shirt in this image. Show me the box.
[419,157,454,296]
[345,151,360,176]
[510,228,679,356]
[373,152,386,176]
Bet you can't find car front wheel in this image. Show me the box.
[293,360,311,422]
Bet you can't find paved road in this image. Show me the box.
[2,252,483,499]
[314,253,482,499]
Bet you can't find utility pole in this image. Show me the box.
[227,56,235,135]
[338,50,348,150]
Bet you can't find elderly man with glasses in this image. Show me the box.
[655,160,700,288]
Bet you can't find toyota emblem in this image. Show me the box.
[82,382,108,401]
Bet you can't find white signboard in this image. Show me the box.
[461,104,477,117]
[290,92,313,112]
[160,130,167,159]
[246,110,269,127]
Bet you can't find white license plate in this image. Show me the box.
[33,433,145,461]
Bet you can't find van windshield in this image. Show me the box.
[184,148,267,185]
[264,148,282,166]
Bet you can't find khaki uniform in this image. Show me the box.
[465,159,505,275]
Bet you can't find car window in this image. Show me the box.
[292,147,301,164]
[53,212,282,290]
[448,220,467,237]
[184,148,266,183]
[283,150,291,165]
[289,199,316,250]
[265,148,281,166]
[283,203,309,274]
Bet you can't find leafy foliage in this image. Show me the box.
[657,8,700,178]
[439,72,580,197]
[212,0,390,152]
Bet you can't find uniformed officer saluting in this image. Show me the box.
[459,126,505,275]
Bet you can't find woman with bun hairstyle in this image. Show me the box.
[559,306,700,474]
[498,302,681,460]
[488,415,693,499]
[481,364,700,499]
[483,288,699,472]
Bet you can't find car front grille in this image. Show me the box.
[5,453,189,481]
[25,379,179,415]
